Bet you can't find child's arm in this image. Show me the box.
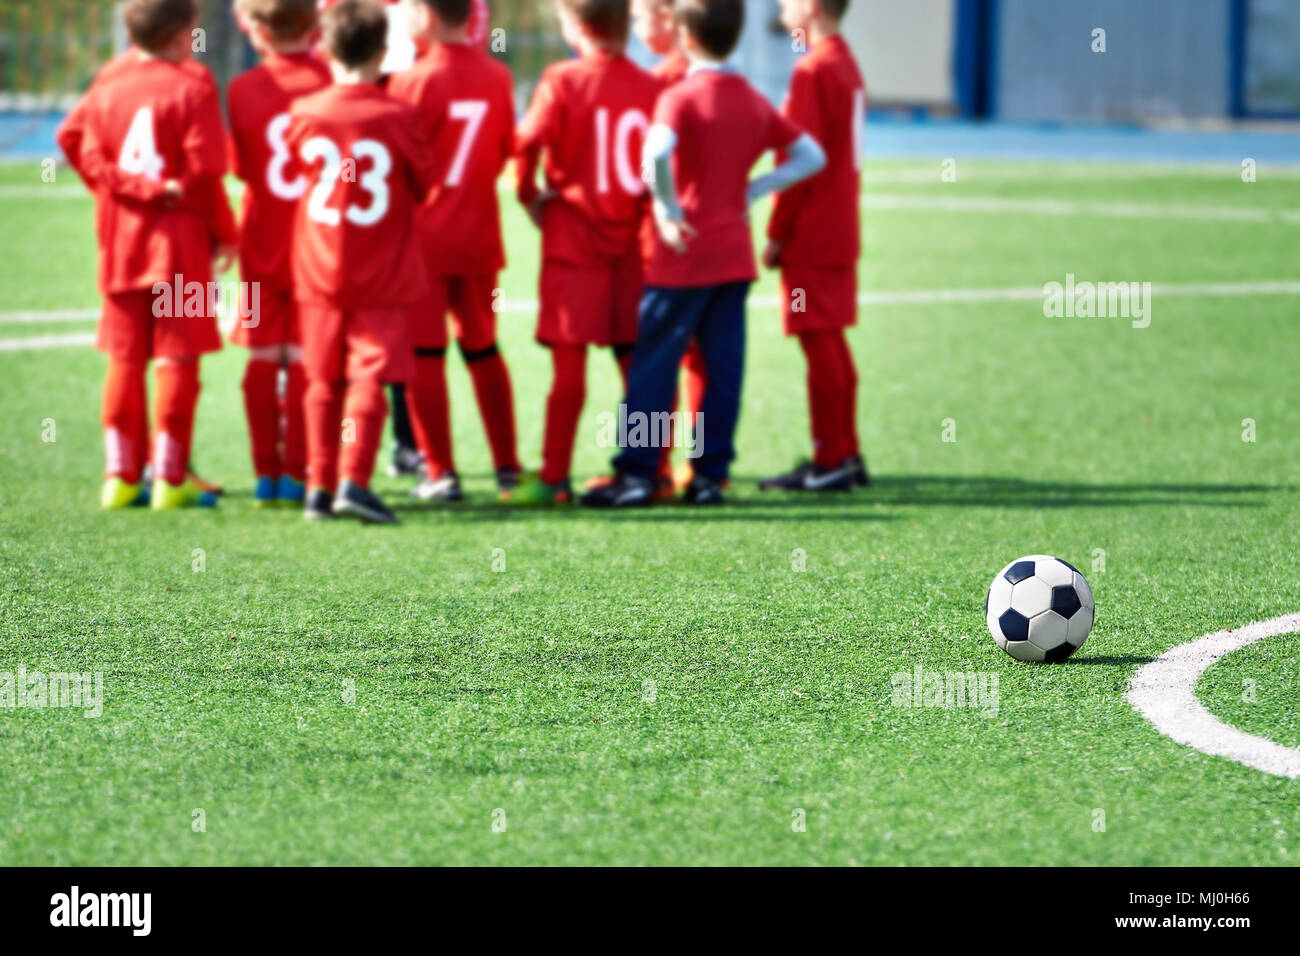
[765,69,826,262]
[642,122,696,253]
[747,134,826,207]
[514,72,558,225]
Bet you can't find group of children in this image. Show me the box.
[63,0,867,523]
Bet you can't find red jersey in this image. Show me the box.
[768,35,865,268]
[517,50,660,263]
[285,83,438,309]
[70,57,234,295]
[227,51,332,289]
[59,52,236,272]
[387,43,514,276]
[645,67,802,288]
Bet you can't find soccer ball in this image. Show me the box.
[986,555,1094,662]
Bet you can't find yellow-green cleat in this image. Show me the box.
[151,478,219,510]
[101,477,143,510]
[504,474,572,507]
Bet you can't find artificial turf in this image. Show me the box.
[0,157,1296,865]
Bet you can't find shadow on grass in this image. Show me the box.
[1066,654,1156,666]
[380,472,1285,522]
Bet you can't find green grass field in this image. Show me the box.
[0,156,1297,865]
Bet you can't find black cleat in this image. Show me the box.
[758,460,817,491]
[848,454,871,488]
[579,473,654,508]
[496,467,523,498]
[682,475,726,505]
[333,480,399,525]
[388,444,425,478]
[304,488,335,521]
[758,459,854,492]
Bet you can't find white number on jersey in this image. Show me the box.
[266,113,307,201]
[445,99,488,187]
[118,107,165,181]
[300,136,394,228]
[594,107,650,196]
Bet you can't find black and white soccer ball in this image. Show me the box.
[986,555,1094,662]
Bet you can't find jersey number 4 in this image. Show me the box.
[118,107,164,181]
[299,136,393,228]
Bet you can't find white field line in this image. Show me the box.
[1127,612,1300,779]
[864,192,1300,224]
[3,279,1300,350]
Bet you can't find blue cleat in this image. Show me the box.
[277,475,306,507]
[253,475,278,509]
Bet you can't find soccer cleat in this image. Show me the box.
[388,444,425,478]
[496,466,523,499]
[683,475,726,505]
[579,473,654,508]
[411,472,464,502]
[187,466,223,496]
[848,454,872,488]
[304,488,334,521]
[277,475,306,507]
[758,460,854,492]
[151,478,219,510]
[653,474,677,502]
[507,474,572,506]
[333,480,398,525]
[253,476,278,509]
[101,477,142,510]
[758,461,816,491]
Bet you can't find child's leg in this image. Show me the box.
[339,378,388,489]
[612,287,709,481]
[541,344,588,485]
[243,347,282,479]
[798,329,848,468]
[283,348,308,482]
[152,358,201,487]
[406,347,456,479]
[682,340,707,417]
[686,283,750,483]
[102,357,149,484]
[832,331,861,461]
[454,274,521,473]
[304,377,344,493]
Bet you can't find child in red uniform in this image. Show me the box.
[583,0,826,507]
[388,0,520,504]
[760,0,869,492]
[62,0,237,510]
[287,0,438,523]
[509,0,662,506]
[633,0,705,492]
[229,0,332,509]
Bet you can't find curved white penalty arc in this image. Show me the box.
[1127,612,1300,779]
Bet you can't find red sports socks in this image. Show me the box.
[152,360,200,486]
[798,329,860,468]
[102,358,149,484]
[406,351,457,479]
[540,344,588,486]
[462,343,520,472]
[243,358,307,482]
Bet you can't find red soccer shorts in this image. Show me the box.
[299,303,414,385]
[98,290,222,364]
[537,250,642,348]
[229,285,300,348]
[780,266,858,337]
